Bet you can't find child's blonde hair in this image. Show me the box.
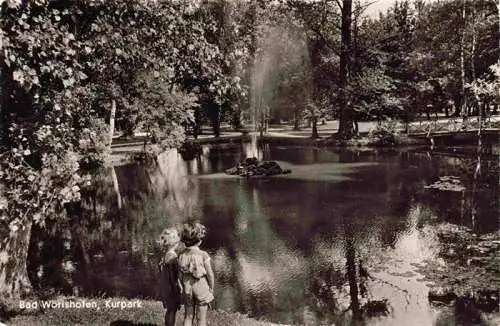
[158,227,180,249]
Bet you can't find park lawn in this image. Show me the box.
[7,297,284,326]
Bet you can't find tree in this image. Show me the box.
[182,0,249,137]
[286,0,366,139]
[469,63,500,117]
[348,69,401,126]
[0,1,97,309]
[336,0,355,139]
[0,0,236,311]
[80,0,204,143]
[410,0,498,117]
[355,0,498,123]
[132,72,197,150]
[303,102,329,138]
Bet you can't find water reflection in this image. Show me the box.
[28,144,499,325]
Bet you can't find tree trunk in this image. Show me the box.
[212,106,221,138]
[471,1,476,83]
[352,1,362,76]
[311,117,319,139]
[498,1,500,67]
[337,0,354,139]
[194,108,202,139]
[212,119,221,138]
[459,0,467,117]
[231,108,242,130]
[0,69,6,145]
[0,220,33,312]
[293,111,300,131]
[345,237,361,318]
[207,101,222,138]
[109,99,116,148]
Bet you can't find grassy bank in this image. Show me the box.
[6,297,284,326]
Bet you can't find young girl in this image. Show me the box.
[178,222,214,326]
[158,227,182,326]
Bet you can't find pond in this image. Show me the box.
[29,143,499,325]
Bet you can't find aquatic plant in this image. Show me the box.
[417,223,499,313]
[424,176,466,192]
[361,299,390,317]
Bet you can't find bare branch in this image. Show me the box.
[353,0,379,17]
[334,0,343,11]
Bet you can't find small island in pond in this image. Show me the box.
[225,157,291,178]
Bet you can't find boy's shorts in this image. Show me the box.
[182,274,214,305]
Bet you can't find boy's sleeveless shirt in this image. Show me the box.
[178,246,210,279]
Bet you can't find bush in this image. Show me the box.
[367,120,399,146]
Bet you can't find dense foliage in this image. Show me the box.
[0,0,243,308]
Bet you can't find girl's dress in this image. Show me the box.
[178,246,214,305]
[159,251,181,310]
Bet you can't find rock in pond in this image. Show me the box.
[225,157,291,178]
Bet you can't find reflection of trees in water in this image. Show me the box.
[415,151,499,233]
[27,146,498,324]
[279,152,444,325]
[28,223,85,296]
[406,150,500,324]
[201,179,309,323]
[28,170,117,297]
[45,146,255,298]
[345,236,361,319]
[304,230,394,326]
[28,153,204,298]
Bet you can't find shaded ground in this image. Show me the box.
[7,298,283,326]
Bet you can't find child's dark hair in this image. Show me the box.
[181,222,207,247]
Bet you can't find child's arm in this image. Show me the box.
[177,275,183,293]
[174,257,183,293]
[204,256,215,293]
[158,254,166,272]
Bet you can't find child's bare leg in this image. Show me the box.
[183,304,195,326]
[165,309,176,326]
[196,304,208,326]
